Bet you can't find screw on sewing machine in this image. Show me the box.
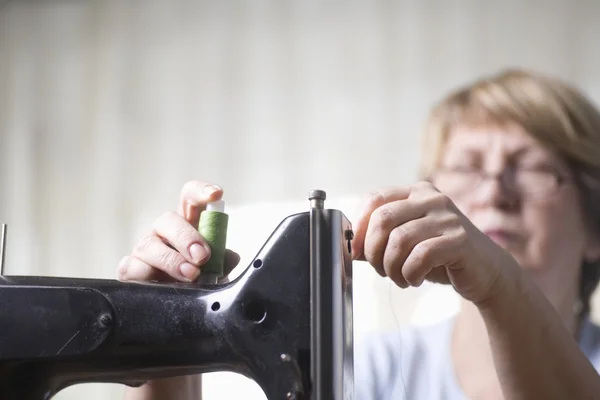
[345,229,354,254]
[286,392,297,400]
[308,190,326,210]
[344,230,353,241]
[99,314,113,328]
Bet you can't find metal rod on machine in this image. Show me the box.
[0,224,6,275]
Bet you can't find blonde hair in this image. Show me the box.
[419,68,600,315]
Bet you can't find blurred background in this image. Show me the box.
[1,0,600,398]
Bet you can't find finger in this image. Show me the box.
[351,187,411,261]
[362,199,427,274]
[117,255,176,283]
[152,211,211,265]
[133,235,201,282]
[402,236,456,286]
[362,260,386,278]
[423,265,451,285]
[178,180,224,228]
[381,216,439,287]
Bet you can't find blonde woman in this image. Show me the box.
[120,69,600,399]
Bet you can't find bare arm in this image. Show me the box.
[351,183,600,399]
[123,376,202,400]
[478,267,600,400]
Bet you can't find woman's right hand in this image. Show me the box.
[119,180,240,400]
[117,180,240,283]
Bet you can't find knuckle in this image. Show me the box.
[384,250,403,273]
[412,241,433,265]
[367,190,386,208]
[411,181,433,194]
[388,226,409,252]
[435,193,452,208]
[453,228,468,246]
[183,180,203,192]
[440,212,461,228]
[389,225,411,247]
[182,180,200,192]
[158,210,179,225]
[133,235,155,256]
[417,180,434,189]
[159,251,182,272]
[181,180,202,199]
[422,191,451,209]
[172,227,194,246]
[116,256,130,280]
[152,211,183,233]
[375,205,395,229]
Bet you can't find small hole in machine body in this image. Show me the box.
[245,300,267,323]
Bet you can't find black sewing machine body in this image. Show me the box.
[0,192,354,400]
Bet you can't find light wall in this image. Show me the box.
[1,1,599,399]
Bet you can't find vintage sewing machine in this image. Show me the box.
[0,190,354,400]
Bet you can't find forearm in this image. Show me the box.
[123,376,202,400]
[478,268,600,400]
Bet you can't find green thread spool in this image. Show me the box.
[198,200,229,278]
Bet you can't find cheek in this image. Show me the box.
[522,198,587,271]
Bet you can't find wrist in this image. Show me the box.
[471,256,522,313]
[124,376,202,400]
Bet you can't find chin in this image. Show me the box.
[504,252,535,272]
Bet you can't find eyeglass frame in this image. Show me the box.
[428,163,572,200]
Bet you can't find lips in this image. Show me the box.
[483,229,521,246]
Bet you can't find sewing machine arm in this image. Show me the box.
[0,200,354,400]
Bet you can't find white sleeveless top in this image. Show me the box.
[353,315,600,400]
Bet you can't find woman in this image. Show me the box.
[119,69,600,399]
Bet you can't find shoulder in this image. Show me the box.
[354,317,456,400]
[579,315,600,370]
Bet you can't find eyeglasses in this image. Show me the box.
[431,165,570,199]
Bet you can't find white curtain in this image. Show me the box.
[1,1,600,398]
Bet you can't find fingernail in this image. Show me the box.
[398,281,409,289]
[203,185,221,196]
[189,243,208,264]
[180,263,200,281]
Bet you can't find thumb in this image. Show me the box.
[177,181,223,228]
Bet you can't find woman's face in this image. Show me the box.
[431,123,600,309]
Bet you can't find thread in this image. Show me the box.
[198,200,229,276]
[389,279,408,399]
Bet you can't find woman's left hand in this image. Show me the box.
[352,182,519,305]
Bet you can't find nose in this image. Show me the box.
[473,169,520,211]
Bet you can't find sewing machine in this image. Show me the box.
[0,190,354,400]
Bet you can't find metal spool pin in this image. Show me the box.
[308,190,326,210]
[0,224,6,275]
